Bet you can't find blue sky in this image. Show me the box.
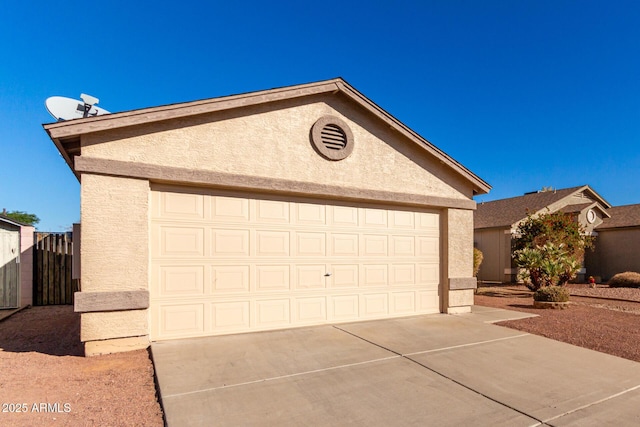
[1,1,639,231]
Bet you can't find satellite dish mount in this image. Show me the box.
[45,93,110,121]
[80,93,100,118]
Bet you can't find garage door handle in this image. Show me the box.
[324,273,332,277]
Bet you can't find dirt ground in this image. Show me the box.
[0,306,163,427]
[1,285,639,426]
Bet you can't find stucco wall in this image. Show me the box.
[445,209,475,312]
[447,209,474,278]
[79,174,150,352]
[586,228,640,281]
[80,174,149,292]
[81,309,149,342]
[81,95,473,202]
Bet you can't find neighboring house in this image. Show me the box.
[0,215,34,309]
[585,204,640,281]
[43,78,490,355]
[474,185,611,283]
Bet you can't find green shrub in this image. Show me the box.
[608,272,640,288]
[513,211,593,291]
[473,248,483,277]
[533,286,570,302]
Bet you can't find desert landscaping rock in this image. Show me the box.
[532,301,570,309]
[475,284,640,363]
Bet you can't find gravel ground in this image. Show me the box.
[475,284,640,363]
[0,306,163,427]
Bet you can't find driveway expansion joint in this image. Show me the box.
[161,355,402,399]
[332,325,544,425]
[540,383,640,425]
[402,333,531,357]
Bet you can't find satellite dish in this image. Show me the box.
[45,94,110,121]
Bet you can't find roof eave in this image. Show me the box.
[0,215,32,228]
[577,185,612,209]
[42,77,490,193]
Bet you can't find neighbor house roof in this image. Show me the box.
[43,78,491,196]
[596,204,640,229]
[0,214,30,228]
[474,185,610,229]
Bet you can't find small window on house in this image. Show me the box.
[310,116,354,161]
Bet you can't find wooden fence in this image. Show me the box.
[33,232,77,305]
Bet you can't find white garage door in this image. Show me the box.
[149,185,440,341]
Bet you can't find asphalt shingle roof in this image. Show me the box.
[596,204,640,229]
[474,186,585,229]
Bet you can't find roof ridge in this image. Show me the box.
[478,185,586,205]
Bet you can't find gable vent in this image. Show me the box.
[320,124,347,150]
[311,116,354,161]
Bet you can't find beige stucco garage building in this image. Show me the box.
[44,78,490,355]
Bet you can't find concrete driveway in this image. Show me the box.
[151,307,640,426]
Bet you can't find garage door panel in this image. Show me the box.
[329,205,359,226]
[417,212,439,229]
[293,203,326,225]
[360,293,389,317]
[255,199,290,223]
[330,295,360,320]
[361,264,388,287]
[211,265,250,293]
[360,208,387,227]
[329,264,359,288]
[154,265,205,296]
[156,304,205,337]
[390,264,415,286]
[418,263,440,284]
[150,187,441,340]
[153,226,205,257]
[390,236,415,256]
[211,195,250,222]
[389,210,415,229]
[211,229,250,257]
[329,233,359,256]
[254,265,290,291]
[255,299,291,327]
[294,297,327,324]
[256,230,290,256]
[211,301,250,332]
[391,292,416,314]
[293,232,326,257]
[153,191,205,219]
[418,291,439,313]
[417,236,439,258]
[294,265,327,289]
[361,235,388,257]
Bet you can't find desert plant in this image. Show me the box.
[513,211,593,291]
[515,242,580,290]
[608,272,640,288]
[473,248,483,277]
[533,286,570,302]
